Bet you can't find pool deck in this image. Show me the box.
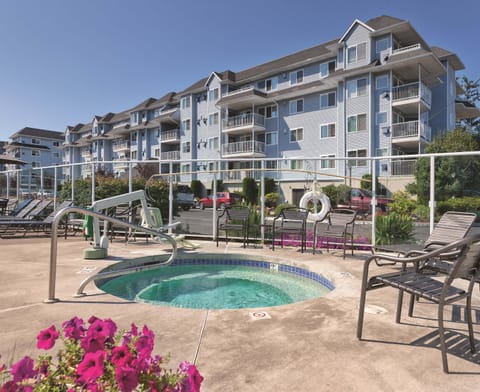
[1,236,480,391]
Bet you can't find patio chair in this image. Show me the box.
[313,208,357,259]
[0,198,33,220]
[272,207,309,253]
[357,234,480,373]
[0,198,8,215]
[216,206,250,248]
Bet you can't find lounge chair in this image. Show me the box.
[272,207,309,253]
[313,208,357,259]
[0,198,8,215]
[0,198,33,220]
[357,234,480,373]
[216,206,250,248]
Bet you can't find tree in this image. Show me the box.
[407,128,480,204]
[456,76,480,136]
[242,177,258,206]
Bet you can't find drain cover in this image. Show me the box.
[249,311,272,320]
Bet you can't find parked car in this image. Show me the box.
[198,192,241,209]
[176,185,195,211]
[347,188,392,213]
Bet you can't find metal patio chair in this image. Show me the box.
[216,206,250,248]
[272,207,309,253]
[357,234,480,373]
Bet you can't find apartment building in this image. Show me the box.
[5,127,63,194]
[61,15,476,202]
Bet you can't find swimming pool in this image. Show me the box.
[97,257,334,309]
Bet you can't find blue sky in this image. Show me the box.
[0,0,478,141]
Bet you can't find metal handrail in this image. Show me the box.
[45,206,177,303]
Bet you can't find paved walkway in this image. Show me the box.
[1,236,480,391]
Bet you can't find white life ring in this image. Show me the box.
[299,191,331,221]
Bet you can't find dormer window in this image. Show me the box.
[347,42,367,64]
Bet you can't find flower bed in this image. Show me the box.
[0,316,203,391]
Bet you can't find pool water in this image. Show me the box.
[99,264,331,309]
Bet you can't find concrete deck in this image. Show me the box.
[1,236,480,391]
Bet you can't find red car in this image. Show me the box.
[198,192,241,209]
[349,188,392,213]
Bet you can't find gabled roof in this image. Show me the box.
[365,15,405,30]
[339,18,374,42]
[129,97,158,112]
[431,46,465,71]
[10,127,64,140]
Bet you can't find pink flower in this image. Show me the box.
[180,362,203,392]
[1,381,18,392]
[36,325,59,350]
[80,334,105,353]
[10,356,36,382]
[88,318,117,340]
[115,366,138,392]
[111,345,133,367]
[77,351,105,384]
[134,335,153,358]
[62,316,85,340]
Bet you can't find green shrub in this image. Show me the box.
[264,192,280,207]
[389,191,417,215]
[242,177,258,206]
[375,213,414,245]
[413,205,430,221]
[336,184,352,205]
[321,184,338,204]
[274,203,295,216]
[437,197,480,220]
[190,179,205,198]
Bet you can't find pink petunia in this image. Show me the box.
[180,362,203,392]
[115,366,138,392]
[62,316,85,341]
[36,325,59,350]
[77,351,105,384]
[10,356,36,382]
[88,318,117,341]
[80,334,105,353]
[111,345,133,367]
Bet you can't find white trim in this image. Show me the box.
[339,19,374,42]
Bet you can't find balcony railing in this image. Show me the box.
[391,121,431,141]
[221,85,255,98]
[224,169,262,181]
[392,82,432,107]
[222,140,265,156]
[81,149,92,158]
[160,129,180,142]
[160,150,180,160]
[392,43,421,55]
[222,113,265,131]
[391,159,416,176]
[112,141,130,152]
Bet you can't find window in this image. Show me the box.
[258,105,277,118]
[208,162,215,171]
[289,99,304,114]
[266,132,278,145]
[320,155,335,169]
[290,160,303,170]
[130,112,138,124]
[31,150,40,156]
[154,148,160,157]
[376,37,389,53]
[265,160,277,169]
[347,78,368,98]
[347,42,367,63]
[181,141,191,153]
[181,119,191,131]
[181,96,191,109]
[348,149,367,167]
[376,112,387,125]
[31,161,40,168]
[290,69,304,85]
[53,152,60,158]
[290,128,304,142]
[181,164,191,173]
[209,113,219,125]
[208,88,219,101]
[53,141,60,147]
[376,148,387,157]
[258,77,278,91]
[208,137,219,149]
[320,123,336,138]
[31,138,40,145]
[320,91,336,108]
[376,74,389,90]
[347,113,367,132]
[131,151,137,160]
[320,60,336,78]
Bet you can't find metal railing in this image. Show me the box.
[392,43,421,55]
[222,113,265,130]
[45,206,177,303]
[161,150,180,160]
[392,121,432,140]
[391,159,417,176]
[222,140,265,155]
[160,129,180,142]
[392,82,432,107]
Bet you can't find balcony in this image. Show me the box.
[391,120,431,149]
[160,129,180,143]
[217,86,268,110]
[112,159,130,170]
[224,169,262,181]
[392,82,432,113]
[222,140,265,158]
[81,149,92,159]
[112,140,130,152]
[391,159,417,176]
[160,150,180,160]
[222,113,265,135]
